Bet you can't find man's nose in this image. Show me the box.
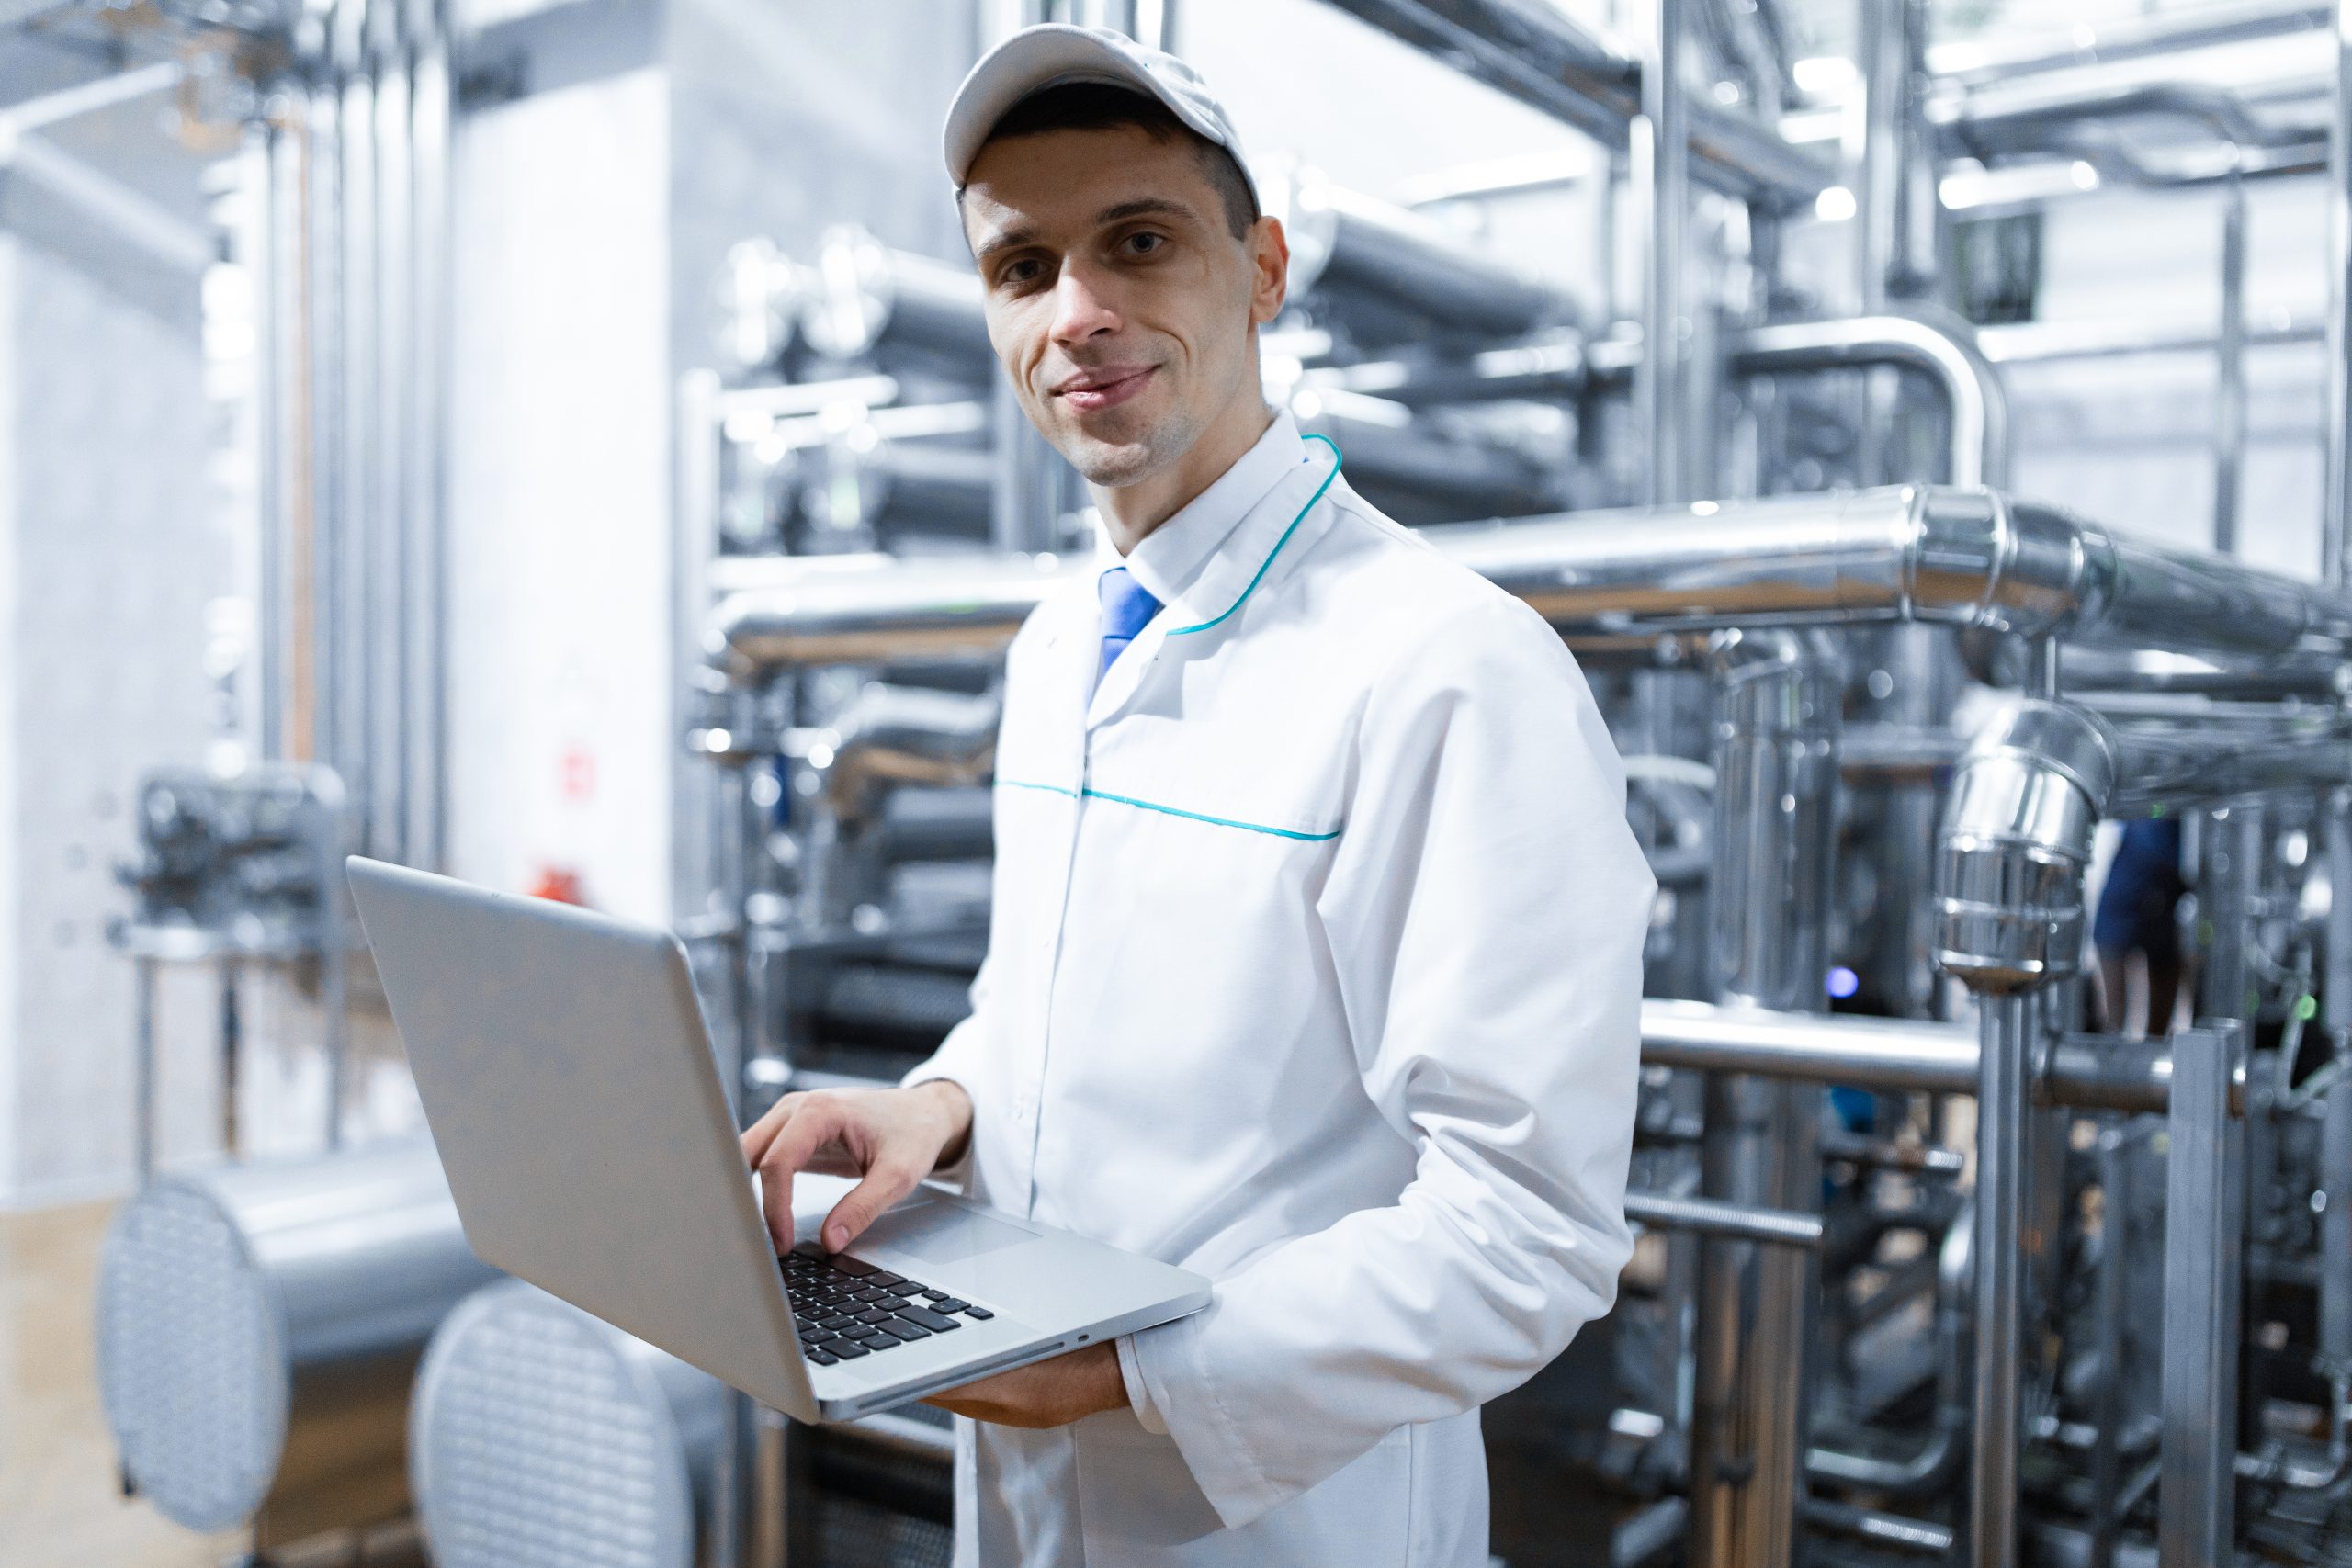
[1049,262,1122,346]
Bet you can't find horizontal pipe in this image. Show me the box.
[1980,313,2323,364]
[708,487,2352,698]
[1926,1,2330,84]
[2106,719,2352,812]
[1644,1001,2242,1114]
[1804,1498,1955,1557]
[1262,160,1577,335]
[1641,999,1980,1094]
[1623,1188,1825,1247]
[1311,0,1835,206]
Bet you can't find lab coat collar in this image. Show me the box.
[1106,407,1306,613]
[1081,412,1339,730]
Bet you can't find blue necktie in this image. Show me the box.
[1097,566,1163,683]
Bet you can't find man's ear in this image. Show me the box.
[1250,215,1290,325]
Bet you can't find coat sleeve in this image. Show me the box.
[1125,592,1653,1528]
[899,950,994,1188]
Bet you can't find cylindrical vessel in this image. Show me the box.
[409,1279,728,1568]
[1259,159,1577,338]
[411,1278,957,1566]
[96,1141,499,1544]
[797,223,992,378]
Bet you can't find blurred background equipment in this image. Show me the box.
[94,1141,497,1551]
[8,2,2352,1567]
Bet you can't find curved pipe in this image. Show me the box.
[1807,1199,1973,1496]
[1729,312,2009,487]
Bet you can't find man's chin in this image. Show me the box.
[1057,426,1164,488]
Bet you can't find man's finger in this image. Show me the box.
[739,1093,803,1170]
[759,1097,864,1248]
[820,1156,921,1253]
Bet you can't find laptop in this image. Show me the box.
[345,855,1210,1422]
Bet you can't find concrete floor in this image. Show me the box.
[1,1200,243,1568]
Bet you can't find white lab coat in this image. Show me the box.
[903,408,1651,1566]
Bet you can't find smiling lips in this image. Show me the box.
[1054,365,1156,412]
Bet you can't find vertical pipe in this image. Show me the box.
[1689,629,1838,1568]
[407,0,451,870]
[1971,990,2030,1568]
[2090,1124,2132,1568]
[254,118,286,766]
[2324,0,2352,585]
[133,956,157,1183]
[219,960,243,1156]
[2322,803,2352,1469]
[673,371,723,920]
[1853,0,1907,314]
[338,1,377,852]
[307,69,341,774]
[709,756,754,1568]
[322,906,349,1151]
[2158,1024,2245,1568]
[2199,808,2259,1024]
[2215,175,2247,557]
[1634,0,1689,507]
[371,0,410,869]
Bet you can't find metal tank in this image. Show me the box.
[412,1277,958,1567]
[409,1278,728,1568]
[95,1139,497,1546]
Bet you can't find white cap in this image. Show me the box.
[942,24,1260,211]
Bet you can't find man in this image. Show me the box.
[740,24,1651,1565]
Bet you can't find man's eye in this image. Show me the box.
[1125,232,1165,256]
[1001,259,1042,286]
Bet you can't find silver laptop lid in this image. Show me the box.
[346,856,812,1416]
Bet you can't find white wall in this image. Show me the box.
[0,237,218,1207]
[448,68,675,924]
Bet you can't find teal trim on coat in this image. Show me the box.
[997,778,1341,843]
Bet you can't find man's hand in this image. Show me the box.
[740,1080,974,1252]
[924,1341,1127,1429]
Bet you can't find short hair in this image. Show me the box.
[956,81,1260,243]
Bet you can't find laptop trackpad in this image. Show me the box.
[876,1201,1037,1264]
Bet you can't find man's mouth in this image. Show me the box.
[1053,366,1155,412]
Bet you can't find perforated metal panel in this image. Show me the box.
[411,1280,700,1568]
[96,1180,290,1529]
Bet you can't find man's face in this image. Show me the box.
[960,124,1283,488]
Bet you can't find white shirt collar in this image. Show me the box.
[1093,408,1306,609]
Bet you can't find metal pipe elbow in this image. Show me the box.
[1934,698,2114,993]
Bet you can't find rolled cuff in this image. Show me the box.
[1126,1305,1285,1529]
[1114,1334,1167,1435]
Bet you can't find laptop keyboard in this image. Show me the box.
[782,1243,998,1367]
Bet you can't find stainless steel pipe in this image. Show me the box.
[1624,1190,1824,1248]
[1730,314,2008,487]
[96,1142,499,1545]
[1312,0,1835,207]
[709,486,2352,683]
[1259,160,1577,337]
[797,223,993,378]
[1689,628,1838,1568]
